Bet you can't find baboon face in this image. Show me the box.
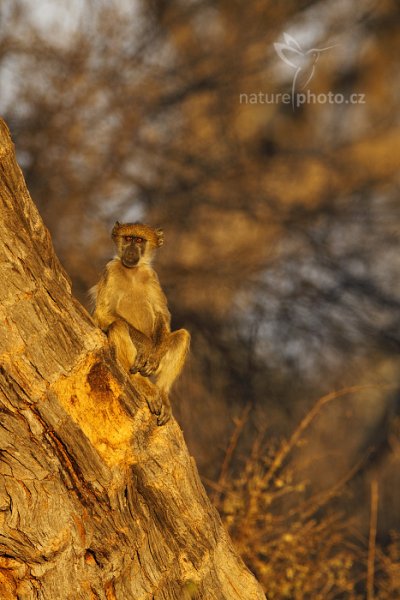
[118,234,146,268]
[111,222,163,268]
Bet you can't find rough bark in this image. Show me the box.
[0,119,265,600]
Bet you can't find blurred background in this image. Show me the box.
[1,0,399,597]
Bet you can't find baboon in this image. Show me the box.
[90,222,190,425]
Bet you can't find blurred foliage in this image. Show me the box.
[0,0,399,595]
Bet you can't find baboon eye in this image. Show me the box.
[124,236,133,242]
[135,237,144,244]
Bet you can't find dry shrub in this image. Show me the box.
[208,389,400,599]
[375,533,400,600]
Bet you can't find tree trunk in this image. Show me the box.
[0,119,265,600]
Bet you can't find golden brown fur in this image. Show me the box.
[90,222,190,425]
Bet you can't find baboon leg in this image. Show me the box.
[155,329,190,394]
[131,373,163,417]
[155,329,190,425]
[107,319,137,371]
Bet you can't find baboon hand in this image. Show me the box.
[130,340,160,376]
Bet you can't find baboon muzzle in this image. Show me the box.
[122,245,140,268]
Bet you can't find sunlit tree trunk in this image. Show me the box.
[0,119,265,600]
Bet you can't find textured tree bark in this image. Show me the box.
[0,119,265,600]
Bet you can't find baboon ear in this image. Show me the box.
[156,228,164,247]
[111,221,121,238]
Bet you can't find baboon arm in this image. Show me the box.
[128,323,161,376]
[127,324,153,349]
[91,279,115,331]
[153,312,170,345]
[129,316,169,377]
[92,307,114,332]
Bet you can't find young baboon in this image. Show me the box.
[90,222,190,425]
